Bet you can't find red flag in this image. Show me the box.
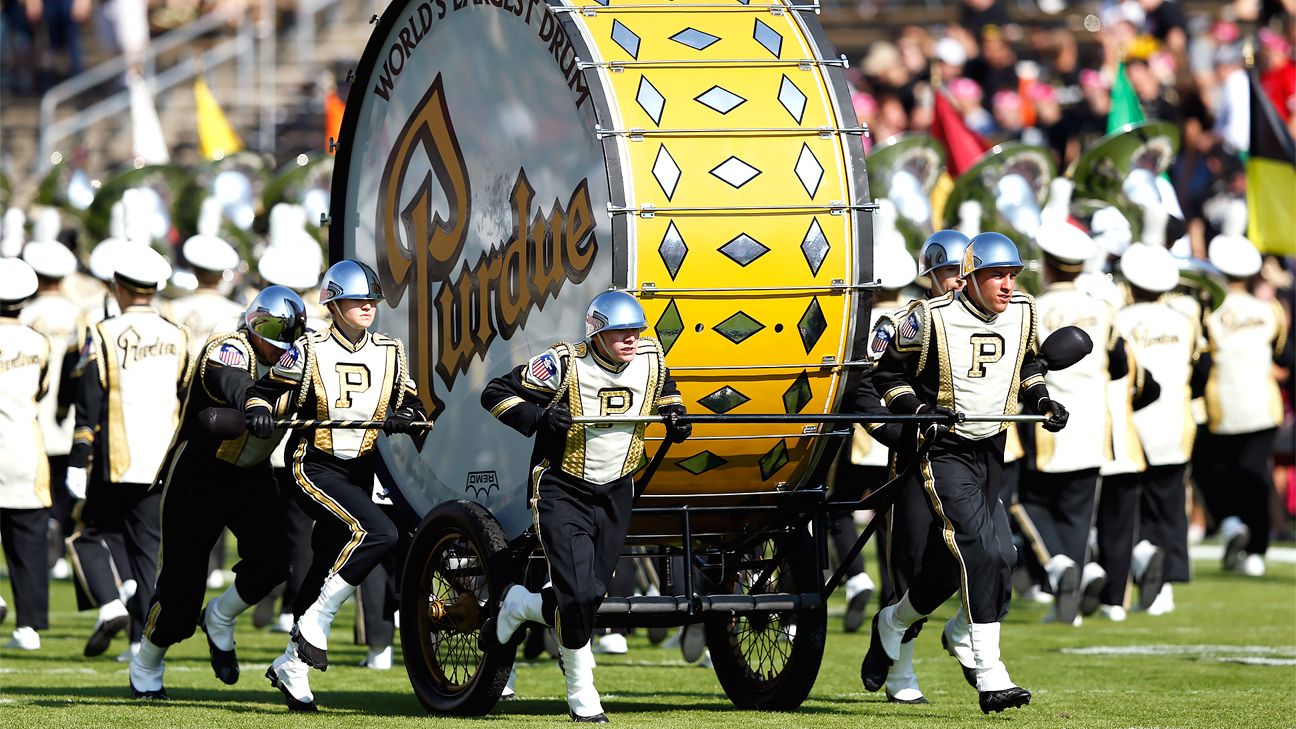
[930,87,990,176]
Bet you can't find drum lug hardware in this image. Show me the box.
[817,126,833,139]
[369,13,378,23]
[640,282,657,296]
[320,213,331,227]
[345,69,355,83]
[328,137,338,154]
[629,129,645,142]
[581,6,596,15]
[775,481,789,491]
[820,355,836,367]
[609,62,625,73]
[830,278,846,292]
[798,60,812,71]
[801,425,816,435]
[768,5,784,14]
[829,200,845,215]
[639,204,656,218]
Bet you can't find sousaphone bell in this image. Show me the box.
[866,134,945,253]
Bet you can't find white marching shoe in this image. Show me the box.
[1079,562,1107,617]
[559,641,607,722]
[500,666,518,699]
[129,639,168,700]
[294,573,357,670]
[1097,604,1127,622]
[267,640,318,712]
[970,622,1031,714]
[1145,583,1175,616]
[360,644,392,670]
[115,641,141,663]
[1044,554,1081,625]
[1219,516,1250,572]
[6,626,40,650]
[1130,539,1165,611]
[271,613,294,633]
[1237,553,1265,577]
[493,584,545,647]
[941,610,977,688]
[885,639,926,704]
[843,571,875,633]
[594,632,628,655]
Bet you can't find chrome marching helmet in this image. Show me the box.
[319,259,384,305]
[961,232,1024,278]
[919,229,971,275]
[585,290,647,340]
[245,285,308,350]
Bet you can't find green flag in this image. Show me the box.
[1107,62,1145,133]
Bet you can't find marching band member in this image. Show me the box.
[128,286,307,699]
[166,234,245,359]
[480,290,691,723]
[862,233,1069,714]
[1115,244,1201,615]
[246,260,429,712]
[67,245,189,659]
[1196,235,1292,577]
[1016,223,1122,625]
[0,259,53,651]
[19,241,82,579]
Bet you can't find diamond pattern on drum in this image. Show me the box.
[694,85,746,114]
[678,450,728,475]
[794,143,824,197]
[718,233,769,267]
[636,76,665,126]
[655,298,685,355]
[658,221,688,280]
[800,217,829,275]
[612,20,640,59]
[782,371,813,414]
[759,439,790,481]
[653,145,681,200]
[797,297,826,353]
[669,27,720,50]
[713,310,765,344]
[778,75,807,124]
[710,156,761,188]
[753,18,782,58]
[698,385,750,414]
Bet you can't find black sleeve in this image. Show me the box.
[1019,348,1052,412]
[481,365,556,437]
[203,360,257,409]
[69,341,104,470]
[1132,365,1161,411]
[1108,337,1130,381]
[872,334,924,415]
[1276,319,1294,370]
[56,343,79,413]
[654,367,684,412]
[247,374,298,414]
[1190,351,1211,398]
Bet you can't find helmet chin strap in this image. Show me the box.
[963,272,995,315]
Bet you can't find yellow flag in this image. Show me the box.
[195,76,243,160]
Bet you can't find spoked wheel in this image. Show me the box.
[400,500,514,715]
[703,526,827,710]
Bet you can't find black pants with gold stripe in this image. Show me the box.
[291,452,398,612]
[908,433,1014,624]
[1194,428,1277,557]
[72,480,160,641]
[1017,468,1100,569]
[1095,472,1139,606]
[534,470,633,650]
[0,507,51,630]
[1140,463,1191,583]
[144,454,287,647]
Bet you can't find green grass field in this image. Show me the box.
[1,555,1293,728]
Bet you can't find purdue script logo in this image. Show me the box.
[377,74,598,417]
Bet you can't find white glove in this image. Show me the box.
[66,467,88,500]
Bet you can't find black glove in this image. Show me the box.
[661,405,692,444]
[384,405,420,435]
[245,407,274,439]
[918,404,959,428]
[538,404,573,439]
[1039,398,1069,432]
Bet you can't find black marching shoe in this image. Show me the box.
[291,626,329,671]
[886,693,929,705]
[860,612,894,693]
[940,629,977,688]
[570,710,610,723]
[979,686,1031,714]
[265,666,318,712]
[84,615,129,657]
[198,607,239,685]
[129,682,169,701]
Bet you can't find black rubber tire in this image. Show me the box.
[703,526,827,711]
[400,500,514,715]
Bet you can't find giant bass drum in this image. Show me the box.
[331,0,874,539]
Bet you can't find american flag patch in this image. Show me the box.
[217,343,246,367]
[869,324,893,359]
[530,353,558,381]
[899,312,920,339]
[277,347,300,369]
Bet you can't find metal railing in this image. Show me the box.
[36,10,256,174]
